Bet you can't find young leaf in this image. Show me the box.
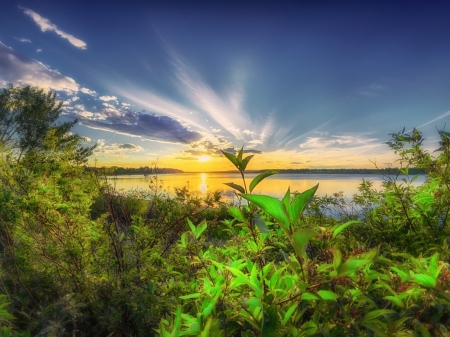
[292,229,320,260]
[241,155,254,172]
[289,184,319,222]
[337,259,372,277]
[221,150,240,169]
[250,170,277,193]
[317,290,339,300]
[301,292,320,300]
[361,309,395,323]
[170,307,182,337]
[332,249,342,272]
[384,295,403,308]
[229,207,247,223]
[179,293,202,300]
[411,273,436,288]
[332,221,358,238]
[281,304,298,326]
[237,146,244,162]
[240,194,290,231]
[187,219,196,235]
[224,182,245,194]
[196,220,207,239]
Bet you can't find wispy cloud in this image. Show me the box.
[18,6,87,49]
[15,37,31,43]
[80,87,98,96]
[299,134,378,149]
[171,54,251,139]
[0,41,78,92]
[416,110,450,130]
[69,104,203,144]
[355,83,387,97]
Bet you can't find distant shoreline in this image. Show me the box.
[96,167,425,176]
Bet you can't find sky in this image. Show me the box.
[1,0,450,172]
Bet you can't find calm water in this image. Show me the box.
[106,173,426,202]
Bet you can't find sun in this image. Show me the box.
[197,155,211,162]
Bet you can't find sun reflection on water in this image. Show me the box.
[199,173,208,194]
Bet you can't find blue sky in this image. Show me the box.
[1,1,450,171]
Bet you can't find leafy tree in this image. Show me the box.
[0,84,94,161]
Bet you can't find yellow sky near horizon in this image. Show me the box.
[90,147,399,172]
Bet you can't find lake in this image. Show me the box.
[105,172,426,202]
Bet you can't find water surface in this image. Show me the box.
[106,172,426,202]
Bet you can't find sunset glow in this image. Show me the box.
[197,156,211,163]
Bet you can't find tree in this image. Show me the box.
[0,84,94,162]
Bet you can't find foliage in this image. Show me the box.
[1,87,450,336]
[159,141,450,336]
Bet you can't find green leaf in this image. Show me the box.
[282,187,291,216]
[187,219,196,235]
[391,267,411,282]
[289,184,319,222]
[221,150,240,169]
[332,220,358,238]
[301,292,320,300]
[229,207,247,222]
[332,249,342,272]
[224,182,245,194]
[317,290,339,300]
[292,229,320,260]
[240,194,290,231]
[196,220,207,238]
[428,253,440,279]
[180,293,202,300]
[411,273,436,288]
[170,307,182,337]
[253,215,269,233]
[281,304,298,326]
[262,303,278,337]
[200,316,213,337]
[361,309,395,323]
[237,146,244,162]
[250,170,277,193]
[241,155,254,172]
[337,259,372,277]
[384,295,403,308]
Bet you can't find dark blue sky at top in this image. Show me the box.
[1,0,450,168]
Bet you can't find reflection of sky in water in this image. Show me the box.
[108,173,426,202]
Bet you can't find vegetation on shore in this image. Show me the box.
[0,85,449,336]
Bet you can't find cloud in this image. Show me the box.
[181,135,234,157]
[36,48,42,53]
[99,95,118,102]
[16,37,31,43]
[80,87,97,96]
[0,41,79,93]
[356,83,387,97]
[70,106,203,144]
[94,142,144,158]
[117,143,140,149]
[299,134,378,149]
[290,161,303,164]
[243,149,262,154]
[18,6,87,49]
[175,156,198,160]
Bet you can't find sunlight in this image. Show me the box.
[199,173,208,193]
[197,155,211,162]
